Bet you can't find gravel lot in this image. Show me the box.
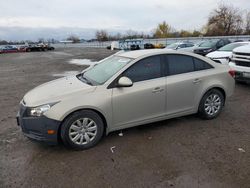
[0,48,249,188]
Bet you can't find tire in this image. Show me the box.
[198,89,224,120]
[60,110,104,150]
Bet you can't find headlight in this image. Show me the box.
[28,102,58,117]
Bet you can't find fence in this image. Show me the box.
[43,35,250,49]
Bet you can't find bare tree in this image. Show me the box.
[67,35,80,43]
[245,11,250,34]
[205,3,243,36]
[96,30,109,41]
[38,38,45,43]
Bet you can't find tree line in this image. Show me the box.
[95,3,250,41]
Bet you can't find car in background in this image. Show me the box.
[179,41,206,53]
[193,39,231,56]
[165,42,194,50]
[229,45,250,83]
[206,42,250,64]
[144,43,155,49]
[0,45,19,53]
[17,49,235,150]
[154,43,165,49]
[26,43,55,52]
[130,44,140,50]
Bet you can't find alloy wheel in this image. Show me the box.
[204,94,222,116]
[69,118,97,145]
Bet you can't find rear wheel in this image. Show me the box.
[60,110,104,150]
[198,89,224,119]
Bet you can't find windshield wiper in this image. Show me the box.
[77,73,93,85]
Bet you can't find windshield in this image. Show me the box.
[199,41,217,48]
[82,56,132,85]
[166,43,179,49]
[218,43,248,52]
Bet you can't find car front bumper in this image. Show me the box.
[17,104,61,145]
[229,62,250,82]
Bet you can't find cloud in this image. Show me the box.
[0,0,249,40]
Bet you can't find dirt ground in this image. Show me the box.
[0,48,249,188]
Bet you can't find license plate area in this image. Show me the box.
[243,72,250,78]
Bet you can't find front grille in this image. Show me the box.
[235,61,250,67]
[234,52,250,56]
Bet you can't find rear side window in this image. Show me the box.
[165,55,213,76]
[123,55,162,82]
[194,58,213,71]
[167,55,194,75]
[186,44,194,47]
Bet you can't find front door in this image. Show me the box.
[112,55,166,128]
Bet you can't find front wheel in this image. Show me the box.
[198,89,224,120]
[60,110,104,150]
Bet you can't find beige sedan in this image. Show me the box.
[17,49,235,150]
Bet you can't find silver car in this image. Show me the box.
[17,49,235,150]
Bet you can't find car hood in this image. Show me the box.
[206,51,232,58]
[23,76,95,106]
[233,45,250,53]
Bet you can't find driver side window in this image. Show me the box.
[123,55,162,83]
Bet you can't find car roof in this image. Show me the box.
[117,49,194,59]
[117,49,167,59]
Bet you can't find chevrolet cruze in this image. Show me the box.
[17,49,235,150]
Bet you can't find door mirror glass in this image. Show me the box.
[117,76,133,87]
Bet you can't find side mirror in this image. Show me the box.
[117,76,133,87]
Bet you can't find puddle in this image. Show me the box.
[53,59,97,77]
[52,71,79,77]
[69,59,97,66]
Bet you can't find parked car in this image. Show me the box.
[130,44,140,50]
[165,42,194,50]
[193,39,231,56]
[18,45,28,52]
[179,41,206,52]
[154,43,165,49]
[17,49,235,150]
[144,43,155,49]
[229,45,250,83]
[206,42,250,64]
[0,45,18,53]
[26,43,55,52]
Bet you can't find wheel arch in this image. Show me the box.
[57,108,108,142]
[197,86,226,112]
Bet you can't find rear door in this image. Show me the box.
[164,54,213,115]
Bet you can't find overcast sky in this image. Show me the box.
[0,0,249,40]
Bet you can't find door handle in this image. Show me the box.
[152,87,164,93]
[193,78,202,84]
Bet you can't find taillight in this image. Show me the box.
[228,69,235,78]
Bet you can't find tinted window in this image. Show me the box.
[186,43,194,47]
[217,40,224,48]
[167,55,194,75]
[123,56,162,82]
[179,44,186,48]
[194,58,213,71]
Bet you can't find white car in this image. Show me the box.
[206,42,250,64]
[229,45,250,82]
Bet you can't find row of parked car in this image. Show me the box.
[163,40,250,83]
[0,43,55,54]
